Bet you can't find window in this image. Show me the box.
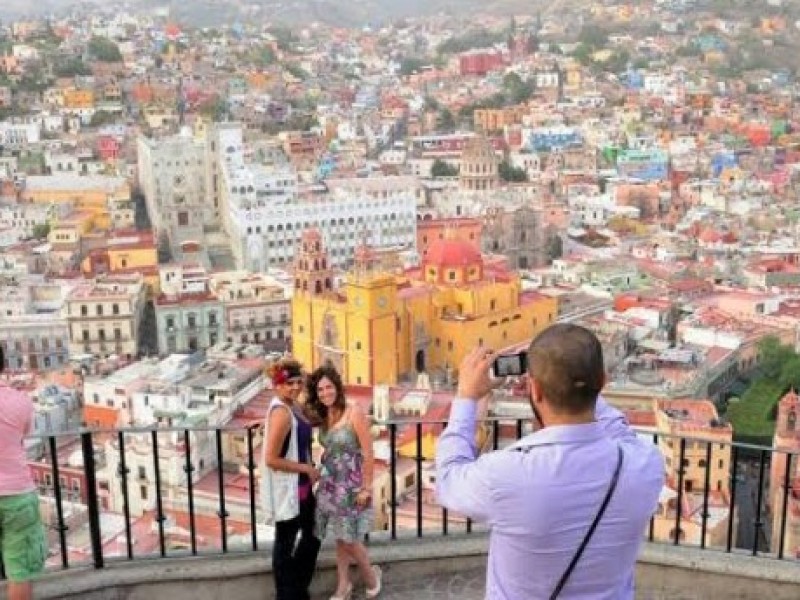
[112,304,119,315]
[178,212,189,226]
[96,304,103,316]
[82,330,90,341]
[490,299,496,311]
[138,466,146,479]
[718,459,724,469]
[81,305,88,316]
[188,315,196,328]
[447,341,454,351]
[356,341,362,350]
[209,313,217,327]
[99,329,106,341]
[166,317,175,329]
[140,485,148,501]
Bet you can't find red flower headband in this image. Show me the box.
[273,365,302,385]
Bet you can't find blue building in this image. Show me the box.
[616,149,669,181]
[526,127,582,152]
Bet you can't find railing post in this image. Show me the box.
[117,431,133,559]
[216,428,229,553]
[389,423,397,540]
[183,429,197,555]
[246,425,258,551]
[674,438,686,546]
[726,446,738,553]
[752,450,767,556]
[152,430,167,557]
[700,441,712,550]
[49,436,70,569]
[81,431,104,569]
[416,422,423,538]
[779,452,793,560]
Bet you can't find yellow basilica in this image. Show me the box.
[291,229,558,386]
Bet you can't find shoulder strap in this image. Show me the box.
[549,445,624,600]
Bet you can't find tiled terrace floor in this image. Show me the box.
[313,565,698,600]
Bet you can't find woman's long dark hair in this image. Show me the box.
[306,364,347,423]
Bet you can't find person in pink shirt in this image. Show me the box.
[0,347,46,600]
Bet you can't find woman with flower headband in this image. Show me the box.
[306,364,381,600]
[261,357,321,600]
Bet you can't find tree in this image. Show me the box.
[399,57,429,76]
[90,110,118,127]
[758,336,793,379]
[431,159,459,178]
[546,234,563,261]
[54,57,91,77]
[502,72,534,104]
[498,160,528,182]
[88,36,122,62]
[438,108,455,132]
[32,223,50,240]
[577,25,609,50]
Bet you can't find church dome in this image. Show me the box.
[459,134,500,193]
[424,238,483,268]
[462,135,498,162]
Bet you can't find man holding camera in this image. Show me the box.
[436,324,664,599]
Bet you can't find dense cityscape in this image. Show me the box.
[3,0,800,583]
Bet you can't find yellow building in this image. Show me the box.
[63,88,95,109]
[473,107,525,133]
[80,232,160,294]
[21,175,130,217]
[292,229,558,386]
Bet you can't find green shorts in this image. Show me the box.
[0,492,46,582]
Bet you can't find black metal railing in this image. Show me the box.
[4,417,798,581]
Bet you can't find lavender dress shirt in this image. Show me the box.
[436,396,664,600]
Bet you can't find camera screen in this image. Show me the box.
[493,353,526,377]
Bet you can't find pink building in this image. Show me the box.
[97,135,121,161]
[459,51,505,77]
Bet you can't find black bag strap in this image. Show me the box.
[549,445,624,600]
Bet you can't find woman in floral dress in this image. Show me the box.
[307,365,382,600]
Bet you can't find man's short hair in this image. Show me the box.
[527,324,604,414]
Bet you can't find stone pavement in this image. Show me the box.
[317,566,700,600]
[378,566,486,599]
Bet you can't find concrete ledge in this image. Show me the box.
[4,535,800,600]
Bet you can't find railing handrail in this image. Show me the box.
[25,418,797,456]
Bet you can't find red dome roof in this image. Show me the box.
[425,239,482,268]
[699,228,721,243]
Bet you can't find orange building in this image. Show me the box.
[63,89,95,109]
[770,390,800,558]
[474,106,526,133]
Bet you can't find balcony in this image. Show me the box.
[5,422,800,599]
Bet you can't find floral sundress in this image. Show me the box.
[315,423,372,542]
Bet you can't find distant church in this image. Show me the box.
[291,228,557,386]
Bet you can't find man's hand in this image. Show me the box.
[456,346,499,400]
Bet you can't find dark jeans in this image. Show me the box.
[273,494,321,600]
